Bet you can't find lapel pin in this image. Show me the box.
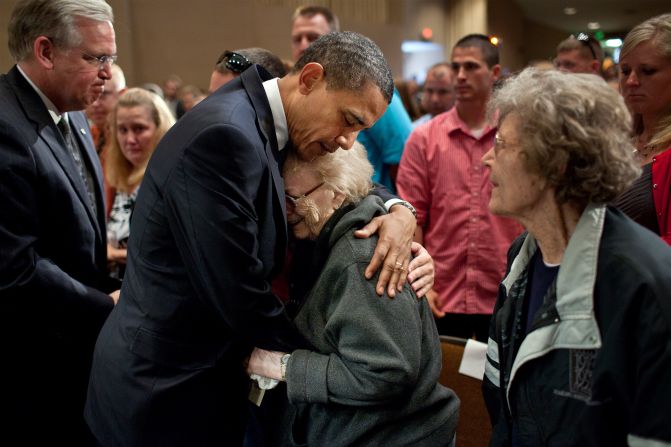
[80,128,87,135]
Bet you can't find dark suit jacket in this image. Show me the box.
[0,66,117,444]
[85,66,308,446]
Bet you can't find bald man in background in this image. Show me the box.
[414,62,455,127]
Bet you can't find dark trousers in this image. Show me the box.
[434,313,491,342]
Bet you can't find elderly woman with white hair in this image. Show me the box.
[246,142,459,446]
[481,68,671,446]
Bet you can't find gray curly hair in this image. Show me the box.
[488,67,640,205]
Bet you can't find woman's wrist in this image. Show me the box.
[260,350,284,381]
[248,349,291,381]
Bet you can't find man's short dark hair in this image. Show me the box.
[454,34,500,68]
[214,47,287,79]
[291,31,394,104]
[292,5,340,32]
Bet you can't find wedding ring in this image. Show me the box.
[395,261,403,270]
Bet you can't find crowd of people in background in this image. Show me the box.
[1,0,670,446]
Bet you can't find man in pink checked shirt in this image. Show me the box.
[397,34,522,341]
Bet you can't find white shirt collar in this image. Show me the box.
[16,64,66,125]
[261,77,288,151]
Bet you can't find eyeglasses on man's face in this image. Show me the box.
[572,33,598,60]
[218,51,252,74]
[47,37,117,71]
[81,51,117,71]
[285,182,325,211]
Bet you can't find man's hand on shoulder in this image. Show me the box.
[354,203,415,297]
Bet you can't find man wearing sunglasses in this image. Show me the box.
[85,31,420,446]
[0,0,121,444]
[555,33,604,75]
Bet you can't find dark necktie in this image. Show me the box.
[58,116,97,215]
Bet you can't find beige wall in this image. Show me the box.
[405,0,448,53]
[0,0,569,89]
[445,0,487,50]
[523,19,568,66]
[487,0,525,73]
[0,0,16,72]
[1,0,413,89]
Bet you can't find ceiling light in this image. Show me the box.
[605,38,623,48]
[564,7,577,15]
[587,22,600,30]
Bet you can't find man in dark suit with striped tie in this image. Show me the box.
[0,0,121,444]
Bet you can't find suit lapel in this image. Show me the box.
[7,67,104,243]
[241,67,288,267]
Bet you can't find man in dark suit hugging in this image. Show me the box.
[85,31,423,446]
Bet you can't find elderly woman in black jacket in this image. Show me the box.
[481,67,671,446]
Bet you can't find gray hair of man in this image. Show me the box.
[488,67,640,207]
[284,141,373,207]
[291,31,394,104]
[620,13,671,153]
[214,47,287,79]
[9,0,113,62]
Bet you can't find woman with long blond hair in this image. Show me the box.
[105,87,175,277]
[615,13,671,244]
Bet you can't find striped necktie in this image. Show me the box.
[58,115,97,214]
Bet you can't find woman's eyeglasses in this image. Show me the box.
[285,182,325,211]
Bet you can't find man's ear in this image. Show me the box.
[298,62,325,95]
[590,60,601,74]
[34,36,56,70]
[491,64,501,81]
